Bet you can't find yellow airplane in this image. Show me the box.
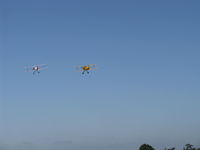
[76,64,96,74]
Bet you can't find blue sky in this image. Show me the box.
[1,0,200,150]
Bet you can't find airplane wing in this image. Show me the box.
[24,66,33,72]
[38,66,48,71]
[88,64,96,68]
[75,66,83,72]
[38,64,48,68]
[90,68,97,71]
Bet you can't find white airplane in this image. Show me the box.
[25,64,48,74]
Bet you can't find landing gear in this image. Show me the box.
[82,71,89,74]
[33,70,40,75]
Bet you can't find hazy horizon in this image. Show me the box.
[1,0,200,150]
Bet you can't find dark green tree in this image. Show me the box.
[184,144,194,150]
[169,147,176,150]
[164,147,176,150]
[139,144,155,150]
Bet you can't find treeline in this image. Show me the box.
[139,144,200,150]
